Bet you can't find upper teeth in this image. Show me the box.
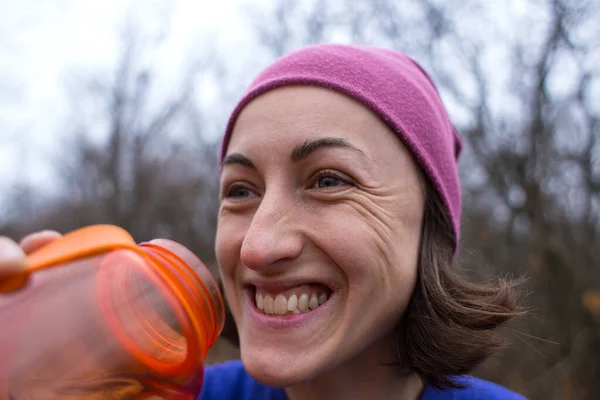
[255,290,329,315]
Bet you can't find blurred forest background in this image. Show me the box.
[1,0,599,399]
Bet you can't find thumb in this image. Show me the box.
[0,237,28,292]
[0,237,26,277]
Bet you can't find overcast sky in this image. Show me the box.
[1,0,258,194]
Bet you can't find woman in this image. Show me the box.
[0,44,525,399]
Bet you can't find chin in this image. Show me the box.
[229,281,345,386]
[239,343,325,387]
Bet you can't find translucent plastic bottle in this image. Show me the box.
[0,225,224,399]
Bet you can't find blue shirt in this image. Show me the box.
[198,360,526,400]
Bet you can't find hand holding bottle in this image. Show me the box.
[0,226,224,399]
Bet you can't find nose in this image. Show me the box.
[240,193,303,271]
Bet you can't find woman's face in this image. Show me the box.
[216,86,425,386]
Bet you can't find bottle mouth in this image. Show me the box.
[97,242,225,377]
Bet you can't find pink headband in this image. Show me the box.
[220,44,462,249]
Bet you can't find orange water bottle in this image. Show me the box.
[0,225,224,399]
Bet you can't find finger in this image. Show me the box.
[0,237,29,292]
[0,236,26,277]
[19,230,63,255]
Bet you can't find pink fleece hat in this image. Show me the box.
[220,44,463,248]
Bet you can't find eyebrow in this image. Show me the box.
[221,137,364,169]
[291,137,364,162]
[222,152,256,169]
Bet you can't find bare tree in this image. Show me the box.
[1,26,222,263]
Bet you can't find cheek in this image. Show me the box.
[215,223,245,320]
[312,219,418,351]
[310,205,420,310]
[316,203,419,274]
[215,222,246,307]
[215,216,245,276]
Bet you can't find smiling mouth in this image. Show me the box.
[252,284,331,316]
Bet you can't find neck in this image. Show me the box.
[284,334,423,400]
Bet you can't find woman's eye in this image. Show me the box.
[316,176,343,188]
[224,184,255,198]
[311,170,354,189]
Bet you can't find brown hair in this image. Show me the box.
[396,180,524,389]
